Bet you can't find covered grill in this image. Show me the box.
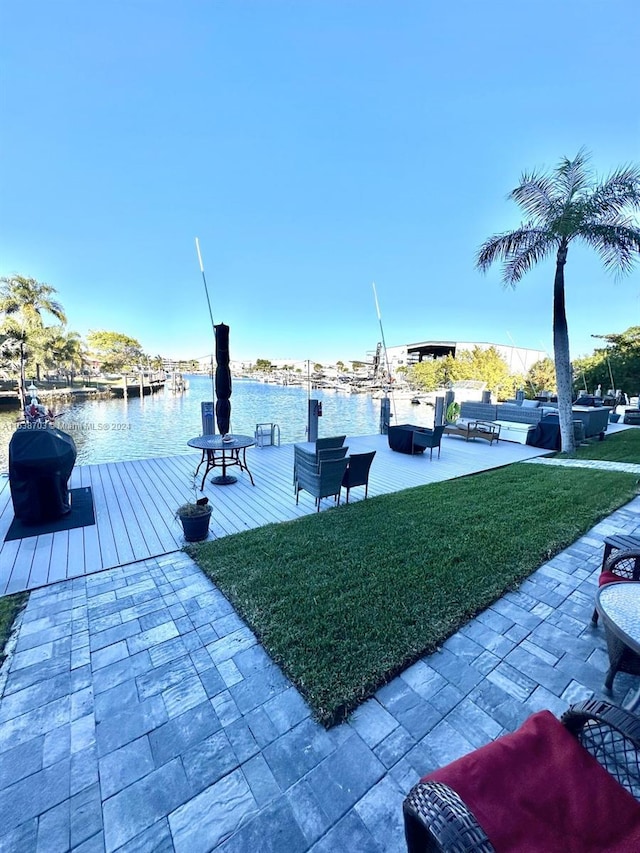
[9,427,77,524]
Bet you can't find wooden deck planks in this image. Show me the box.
[0,434,551,596]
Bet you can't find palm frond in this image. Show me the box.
[554,148,592,202]
[509,172,561,221]
[582,166,640,222]
[501,233,557,286]
[577,222,640,277]
[476,226,555,284]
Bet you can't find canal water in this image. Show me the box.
[0,375,435,472]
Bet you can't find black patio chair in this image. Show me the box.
[412,425,445,460]
[341,450,376,503]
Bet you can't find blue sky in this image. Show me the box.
[1,0,639,367]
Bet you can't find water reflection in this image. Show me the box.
[0,375,434,471]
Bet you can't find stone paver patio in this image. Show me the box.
[2,490,640,851]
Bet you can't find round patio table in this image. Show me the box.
[596,581,640,709]
[187,434,255,488]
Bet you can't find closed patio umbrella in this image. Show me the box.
[215,323,231,435]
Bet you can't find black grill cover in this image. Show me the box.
[9,427,77,524]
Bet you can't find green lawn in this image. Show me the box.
[576,428,640,463]
[188,463,639,725]
[0,593,28,665]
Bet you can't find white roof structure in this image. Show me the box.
[385,339,547,375]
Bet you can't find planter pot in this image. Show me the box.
[179,510,212,542]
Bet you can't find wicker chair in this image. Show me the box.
[293,438,347,493]
[412,425,445,460]
[316,435,347,452]
[592,548,640,626]
[295,454,349,511]
[341,450,376,503]
[403,699,640,852]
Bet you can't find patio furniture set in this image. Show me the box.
[293,435,376,511]
[455,399,612,446]
[402,534,640,851]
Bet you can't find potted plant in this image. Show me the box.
[176,497,211,542]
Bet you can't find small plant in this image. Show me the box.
[446,401,460,423]
[176,497,210,518]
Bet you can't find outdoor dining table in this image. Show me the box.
[187,434,255,488]
[596,581,640,710]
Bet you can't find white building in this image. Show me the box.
[385,340,547,376]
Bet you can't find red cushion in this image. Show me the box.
[424,710,640,853]
[599,570,634,586]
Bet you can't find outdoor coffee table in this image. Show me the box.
[596,581,640,709]
[188,434,255,488]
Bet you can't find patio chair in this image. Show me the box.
[316,435,347,452]
[295,455,349,511]
[293,442,348,494]
[341,450,376,503]
[403,699,640,853]
[412,425,445,460]
[591,547,640,626]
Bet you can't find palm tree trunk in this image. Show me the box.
[553,240,576,454]
[19,341,26,411]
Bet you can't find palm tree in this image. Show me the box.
[42,328,84,385]
[0,274,67,405]
[477,150,640,452]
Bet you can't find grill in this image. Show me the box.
[9,427,77,524]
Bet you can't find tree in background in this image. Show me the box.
[44,329,84,384]
[253,358,273,373]
[448,346,511,395]
[0,274,67,405]
[574,326,640,398]
[409,347,512,396]
[86,330,144,374]
[408,358,444,392]
[526,357,557,396]
[478,150,640,453]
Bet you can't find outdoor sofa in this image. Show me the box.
[458,400,611,442]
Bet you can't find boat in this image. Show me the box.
[167,373,189,393]
[411,397,421,405]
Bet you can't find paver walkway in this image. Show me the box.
[524,456,640,474]
[2,497,640,851]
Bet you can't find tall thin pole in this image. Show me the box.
[195,237,216,409]
[372,282,396,421]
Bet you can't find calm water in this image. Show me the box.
[0,375,434,471]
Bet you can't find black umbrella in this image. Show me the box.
[215,323,232,435]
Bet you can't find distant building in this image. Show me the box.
[385,340,547,376]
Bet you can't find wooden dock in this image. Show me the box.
[0,434,550,596]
